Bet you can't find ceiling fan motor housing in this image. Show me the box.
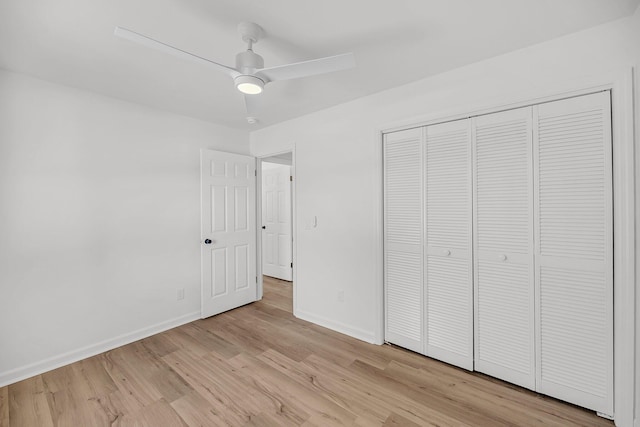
[236,50,264,75]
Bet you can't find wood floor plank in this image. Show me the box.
[384,359,612,427]
[244,304,388,370]
[139,332,179,358]
[348,358,511,426]
[256,349,388,426]
[179,322,241,359]
[0,276,614,426]
[228,352,356,426]
[300,354,471,427]
[163,349,274,425]
[8,376,53,427]
[216,318,311,363]
[382,412,423,427]
[244,411,300,427]
[46,389,111,427]
[90,391,126,426]
[111,341,193,404]
[163,325,228,359]
[74,354,119,398]
[0,386,8,427]
[119,398,188,427]
[171,390,240,427]
[101,349,164,416]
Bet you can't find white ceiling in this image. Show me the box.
[1,0,638,130]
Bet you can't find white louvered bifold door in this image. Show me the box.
[384,128,424,353]
[424,119,473,370]
[473,107,536,390]
[533,92,613,415]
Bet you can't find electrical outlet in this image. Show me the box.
[337,289,344,302]
[177,288,185,300]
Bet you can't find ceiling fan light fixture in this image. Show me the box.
[235,75,264,95]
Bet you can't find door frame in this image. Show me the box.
[374,68,635,425]
[256,148,297,314]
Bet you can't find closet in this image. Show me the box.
[383,91,613,415]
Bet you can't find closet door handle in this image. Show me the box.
[499,254,507,261]
[444,249,451,256]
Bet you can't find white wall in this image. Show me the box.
[251,7,640,421]
[0,69,249,385]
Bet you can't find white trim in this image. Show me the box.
[200,148,206,316]
[256,149,295,159]
[261,156,292,166]
[374,67,635,427]
[291,145,298,316]
[372,128,385,345]
[611,68,635,427]
[295,308,377,344]
[256,157,264,300]
[0,311,200,388]
[379,79,618,136]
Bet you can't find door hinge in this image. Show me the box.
[290,175,293,181]
[255,170,257,176]
[290,262,293,268]
[256,276,258,283]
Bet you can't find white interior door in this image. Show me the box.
[533,92,613,415]
[262,162,292,281]
[201,149,257,318]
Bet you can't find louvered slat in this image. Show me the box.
[534,92,613,415]
[425,119,473,370]
[386,251,422,343]
[473,107,535,390]
[384,128,423,353]
[476,261,531,373]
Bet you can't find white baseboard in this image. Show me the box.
[294,308,377,344]
[0,311,200,387]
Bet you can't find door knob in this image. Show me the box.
[500,254,507,261]
[444,249,451,256]
[204,239,212,244]
[262,226,266,229]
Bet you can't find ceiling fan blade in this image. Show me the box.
[255,52,355,83]
[243,94,270,122]
[244,94,259,116]
[114,27,240,78]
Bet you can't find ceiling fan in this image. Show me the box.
[114,22,356,120]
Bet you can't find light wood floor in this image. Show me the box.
[0,276,613,426]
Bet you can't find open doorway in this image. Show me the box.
[259,152,294,314]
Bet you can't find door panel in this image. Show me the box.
[473,107,535,389]
[384,127,423,353]
[201,149,257,318]
[262,162,292,281]
[424,119,473,370]
[534,92,613,415]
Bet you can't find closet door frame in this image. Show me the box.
[374,68,634,426]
